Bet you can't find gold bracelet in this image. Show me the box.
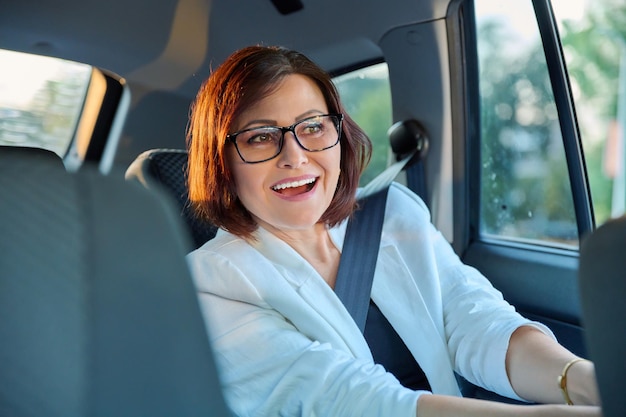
[558,358,586,405]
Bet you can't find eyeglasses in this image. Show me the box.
[227,113,343,164]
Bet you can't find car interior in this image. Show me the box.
[1,0,624,415]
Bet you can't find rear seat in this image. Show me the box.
[0,150,231,416]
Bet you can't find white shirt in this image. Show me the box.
[187,182,553,417]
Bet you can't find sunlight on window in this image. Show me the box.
[476,0,587,43]
[476,0,625,238]
[551,0,626,223]
[552,0,586,22]
[475,0,578,247]
[0,49,91,156]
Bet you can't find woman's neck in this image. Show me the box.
[266,222,341,288]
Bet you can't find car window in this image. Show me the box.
[0,49,91,157]
[475,0,578,247]
[551,0,626,226]
[333,63,393,185]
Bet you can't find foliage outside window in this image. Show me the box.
[333,63,393,185]
[553,0,626,225]
[476,0,579,247]
[0,49,91,157]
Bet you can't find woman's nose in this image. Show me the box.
[276,131,308,168]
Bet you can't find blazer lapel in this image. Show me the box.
[252,227,374,360]
[296,275,373,359]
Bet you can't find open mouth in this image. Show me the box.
[271,177,317,196]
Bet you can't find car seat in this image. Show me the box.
[0,145,66,168]
[125,148,217,250]
[578,215,626,417]
[0,152,232,416]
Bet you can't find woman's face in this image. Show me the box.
[227,74,341,234]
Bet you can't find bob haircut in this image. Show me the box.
[187,45,372,241]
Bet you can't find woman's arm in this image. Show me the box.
[505,325,600,406]
[412,328,602,417]
[417,394,601,417]
[415,327,602,415]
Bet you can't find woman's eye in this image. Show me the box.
[247,132,275,144]
[301,123,323,135]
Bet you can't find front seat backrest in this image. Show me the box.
[0,155,231,417]
[125,148,217,249]
[578,216,626,417]
[0,145,65,168]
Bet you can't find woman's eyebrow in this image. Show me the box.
[294,109,326,120]
[239,119,277,130]
[238,109,327,130]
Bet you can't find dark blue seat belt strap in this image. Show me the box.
[334,150,418,332]
[334,186,390,333]
[406,160,427,207]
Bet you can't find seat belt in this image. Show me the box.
[388,119,429,207]
[334,152,416,332]
[334,186,390,333]
[406,160,427,206]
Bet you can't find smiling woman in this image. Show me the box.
[182,44,601,417]
[224,74,343,245]
[3,0,623,414]
[187,46,369,242]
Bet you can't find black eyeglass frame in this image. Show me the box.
[226,113,344,164]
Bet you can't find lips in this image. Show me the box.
[271,177,317,196]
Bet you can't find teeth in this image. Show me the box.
[272,177,316,191]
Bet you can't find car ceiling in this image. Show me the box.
[1,0,452,101]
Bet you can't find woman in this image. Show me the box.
[186,45,601,416]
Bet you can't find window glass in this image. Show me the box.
[551,0,626,225]
[475,0,578,247]
[333,63,393,185]
[0,49,92,156]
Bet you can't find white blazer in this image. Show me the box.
[188,182,553,417]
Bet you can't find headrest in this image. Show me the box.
[0,145,65,169]
[126,149,218,249]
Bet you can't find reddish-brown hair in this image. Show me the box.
[186,45,372,240]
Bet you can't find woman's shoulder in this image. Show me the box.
[386,182,429,215]
[188,229,266,277]
[192,228,245,254]
[353,182,432,240]
[353,181,431,229]
[186,230,267,302]
[361,181,430,225]
[357,181,428,214]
